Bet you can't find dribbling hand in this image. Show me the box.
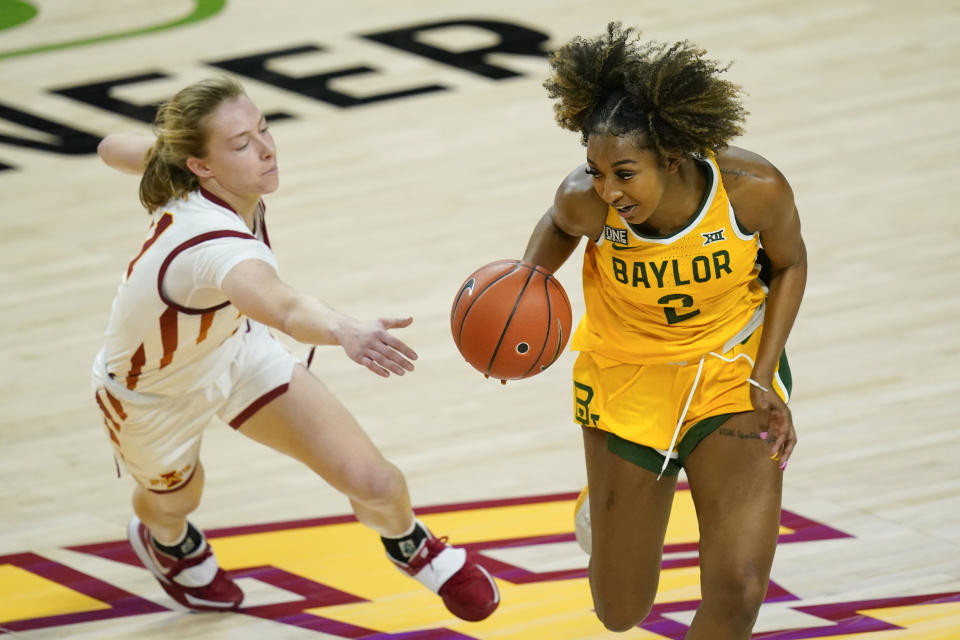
[337,317,418,377]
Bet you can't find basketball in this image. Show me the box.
[450,260,572,381]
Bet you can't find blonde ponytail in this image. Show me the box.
[138,76,245,212]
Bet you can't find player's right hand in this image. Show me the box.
[336,317,418,377]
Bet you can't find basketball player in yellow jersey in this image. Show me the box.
[521,25,806,639]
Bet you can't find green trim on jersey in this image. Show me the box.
[777,349,793,394]
[605,348,794,474]
[606,431,684,476]
[676,413,735,463]
[627,157,714,241]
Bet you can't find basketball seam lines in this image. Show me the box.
[520,273,554,379]
[486,264,535,377]
[539,278,570,373]
[452,261,521,346]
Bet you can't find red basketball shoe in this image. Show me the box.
[127,516,243,611]
[390,527,499,622]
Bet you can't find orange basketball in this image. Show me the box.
[451,260,573,381]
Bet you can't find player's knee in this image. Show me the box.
[590,575,656,631]
[346,460,405,505]
[702,566,768,628]
[593,598,652,632]
[135,469,203,514]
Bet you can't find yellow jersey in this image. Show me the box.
[570,155,767,364]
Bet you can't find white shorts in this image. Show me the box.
[92,321,299,493]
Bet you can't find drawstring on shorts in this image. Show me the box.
[652,307,767,480]
[658,355,705,480]
[655,347,764,480]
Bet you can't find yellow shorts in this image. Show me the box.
[572,327,791,474]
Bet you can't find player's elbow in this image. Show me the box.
[97,134,150,174]
[782,237,807,274]
[768,239,807,290]
[97,136,117,166]
[97,135,132,173]
[274,302,301,339]
[251,291,300,337]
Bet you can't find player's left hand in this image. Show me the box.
[337,316,418,377]
[750,385,797,471]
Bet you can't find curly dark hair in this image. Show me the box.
[544,22,747,159]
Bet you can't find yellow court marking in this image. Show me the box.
[311,566,703,638]
[211,498,617,598]
[213,521,404,598]
[0,564,109,623]
[210,494,788,602]
[211,494,711,639]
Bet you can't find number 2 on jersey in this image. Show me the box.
[657,293,701,324]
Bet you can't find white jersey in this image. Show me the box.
[99,188,278,395]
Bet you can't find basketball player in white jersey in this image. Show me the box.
[92,76,498,621]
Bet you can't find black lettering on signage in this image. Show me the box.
[0,18,552,170]
[52,72,294,124]
[0,102,101,170]
[208,44,446,108]
[52,72,170,124]
[363,19,549,79]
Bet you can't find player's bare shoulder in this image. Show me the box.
[553,163,607,240]
[716,146,795,233]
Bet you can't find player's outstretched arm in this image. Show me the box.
[97,133,152,174]
[221,259,417,377]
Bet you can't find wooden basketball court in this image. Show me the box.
[1,1,958,637]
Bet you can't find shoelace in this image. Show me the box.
[400,535,449,571]
[420,536,449,564]
[154,545,211,581]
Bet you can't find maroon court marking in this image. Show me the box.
[3,491,949,639]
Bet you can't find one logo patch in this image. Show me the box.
[701,228,726,245]
[604,225,628,245]
[398,539,418,559]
